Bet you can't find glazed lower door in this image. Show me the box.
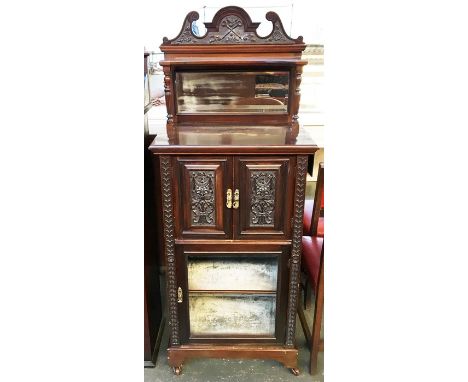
[176,245,289,344]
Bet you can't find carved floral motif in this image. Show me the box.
[176,25,196,44]
[250,171,276,226]
[266,21,287,42]
[190,171,216,226]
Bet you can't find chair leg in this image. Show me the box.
[303,278,308,310]
[305,280,313,310]
[310,259,324,375]
[310,299,323,374]
[297,302,312,349]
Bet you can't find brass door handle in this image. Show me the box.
[177,287,183,303]
[233,189,240,209]
[226,188,232,209]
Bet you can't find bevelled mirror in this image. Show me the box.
[175,70,289,114]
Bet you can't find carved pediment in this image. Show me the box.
[162,6,303,45]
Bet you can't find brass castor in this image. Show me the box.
[172,366,182,375]
[290,368,300,376]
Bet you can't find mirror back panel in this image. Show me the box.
[175,70,289,115]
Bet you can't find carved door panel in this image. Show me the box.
[175,243,289,345]
[174,157,232,239]
[233,157,295,240]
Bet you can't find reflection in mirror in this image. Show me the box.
[176,71,289,114]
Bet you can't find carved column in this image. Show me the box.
[291,65,304,138]
[159,156,180,346]
[285,155,308,347]
[162,65,176,141]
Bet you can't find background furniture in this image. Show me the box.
[303,162,324,237]
[144,52,165,367]
[298,162,324,374]
[298,236,324,374]
[302,162,324,313]
[149,7,317,375]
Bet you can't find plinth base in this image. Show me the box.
[167,344,299,375]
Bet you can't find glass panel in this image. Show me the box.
[189,294,276,336]
[176,71,289,114]
[187,256,278,291]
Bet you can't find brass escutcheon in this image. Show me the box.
[177,287,183,303]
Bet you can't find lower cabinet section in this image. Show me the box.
[175,243,290,344]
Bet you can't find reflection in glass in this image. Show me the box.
[189,294,276,336]
[187,256,278,291]
[176,71,289,114]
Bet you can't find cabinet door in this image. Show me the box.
[174,157,232,239]
[175,243,289,345]
[233,157,295,240]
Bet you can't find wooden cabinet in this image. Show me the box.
[154,152,314,375]
[149,6,317,376]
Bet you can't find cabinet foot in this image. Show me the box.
[290,368,300,376]
[172,366,182,375]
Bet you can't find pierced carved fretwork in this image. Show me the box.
[160,156,180,346]
[189,171,216,226]
[250,171,276,226]
[285,156,308,347]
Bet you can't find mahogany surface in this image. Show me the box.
[149,124,316,154]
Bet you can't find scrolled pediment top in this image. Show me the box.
[161,6,304,46]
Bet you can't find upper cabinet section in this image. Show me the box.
[157,6,308,134]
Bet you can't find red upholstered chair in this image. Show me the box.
[298,236,324,375]
[298,162,324,374]
[303,162,324,237]
[302,162,324,310]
